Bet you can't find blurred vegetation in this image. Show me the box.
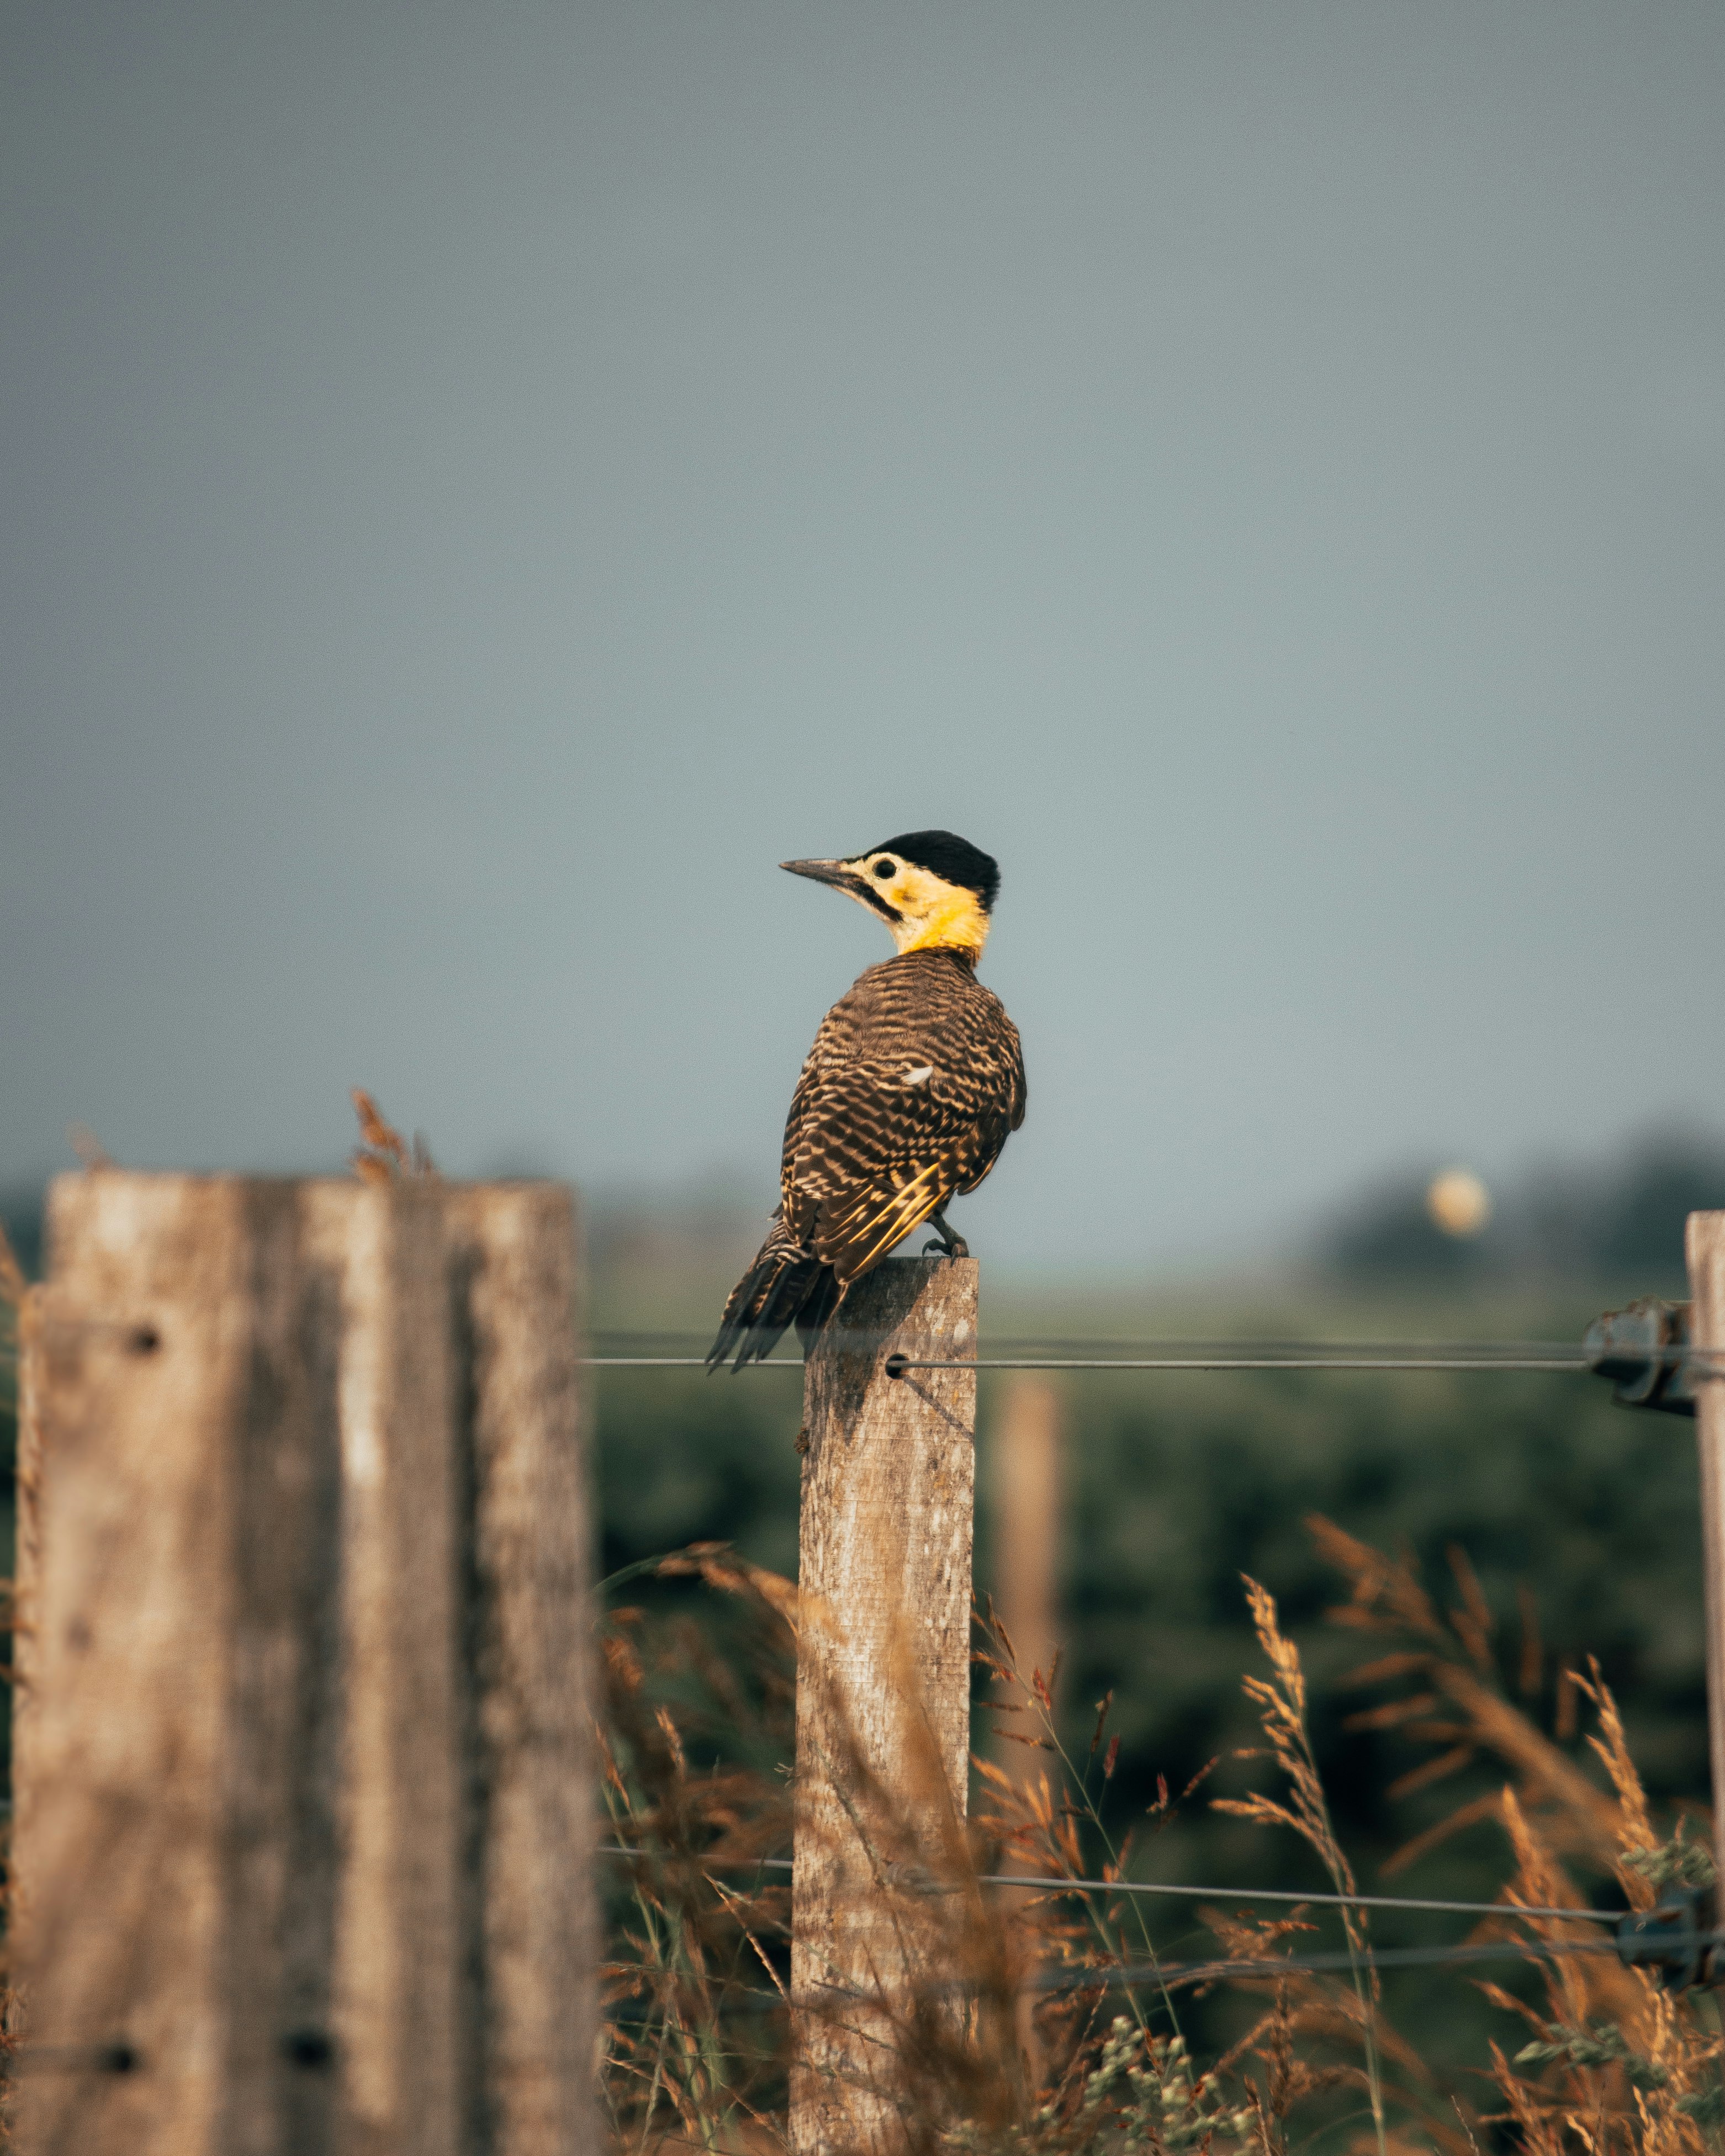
[585,1127,1725,2096]
[592,1285,1706,2047]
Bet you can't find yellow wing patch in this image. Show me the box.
[824,1161,948,1276]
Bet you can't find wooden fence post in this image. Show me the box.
[1686,1211,1725,1898]
[14,1172,595,2156]
[790,1255,978,2154]
[309,1176,467,2154]
[443,1184,597,2153]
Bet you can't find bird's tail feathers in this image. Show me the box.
[706,1217,841,1373]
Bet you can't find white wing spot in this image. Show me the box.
[903,1065,934,1085]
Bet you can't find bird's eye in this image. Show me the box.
[872,857,897,879]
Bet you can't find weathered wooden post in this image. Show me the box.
[790,1255,978,2153]
[14,1172,596,2156]
[1686,1211,1725,1898]
[443,1184,597,2153]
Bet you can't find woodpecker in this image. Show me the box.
[707,829,1026,1373]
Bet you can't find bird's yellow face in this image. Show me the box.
[780,847,992,955]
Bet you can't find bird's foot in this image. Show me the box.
[922,1231,970,1259]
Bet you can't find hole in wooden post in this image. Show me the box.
[281,2028,335,2070]
[126,1324,161,1355]
[885,1353,908,1379]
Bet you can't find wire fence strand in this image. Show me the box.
[585,1331,1718,1374]
[1022,1930,1725,1995]
[596,1846,1621,1922]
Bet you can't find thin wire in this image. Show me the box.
[590,1334,1613,1355]
[591,1356,753,1366]
[943,1337,1657,1359]
[977,1872,1615,1921]
[595,1846,1615,1922]
[602,1931,1725,2017]
[591,1329,1705,1351]
[1022,1930,1725,1995]
[587,1353,1708,1373]
[892,1355,1604,1373]
[584,1332,1721,1373]
[36,1323,1704,1375]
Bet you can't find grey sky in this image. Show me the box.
[4,2,1723,1269]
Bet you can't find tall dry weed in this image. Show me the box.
[1213,1575,1391,2156]
[348,1086,438,1181]
[1307,1516,1723,2156]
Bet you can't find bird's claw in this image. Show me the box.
[922,1234,969,1259]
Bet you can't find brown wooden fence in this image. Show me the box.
[14,1172,596,2156]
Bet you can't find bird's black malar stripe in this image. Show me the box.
[851,881,903,924]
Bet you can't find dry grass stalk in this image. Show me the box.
[1310,1514,1623,1871]
[349,1086,438,1182]
[1309,1516,1724,2156]
[1475,1772,1722,2156]
[1214,1576,1390,2156]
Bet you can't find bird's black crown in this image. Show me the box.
[870,830,1001,913]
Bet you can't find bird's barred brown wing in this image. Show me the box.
[780,950,1026,1288]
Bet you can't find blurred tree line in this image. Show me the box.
[1324,1127,1725,1285]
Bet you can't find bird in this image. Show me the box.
[707,829,1026,1373]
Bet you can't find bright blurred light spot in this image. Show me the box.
[1426,1168,1492,1238]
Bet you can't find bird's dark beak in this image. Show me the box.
[780,856,902,924]
[780,858,857,891]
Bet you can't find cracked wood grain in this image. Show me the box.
[14,1174,595,2156]
[790,1256,977,2155]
